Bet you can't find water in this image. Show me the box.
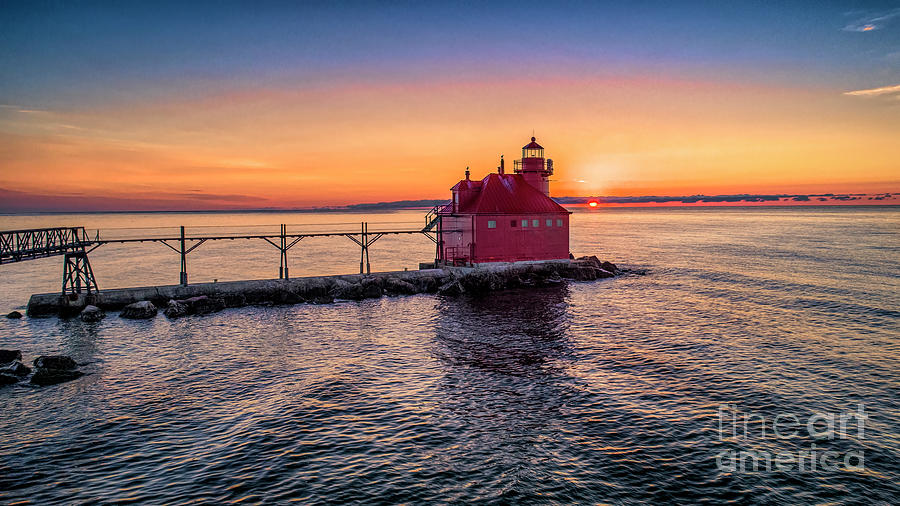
[1,207,898,503]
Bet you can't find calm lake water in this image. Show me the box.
[1,207,898,503]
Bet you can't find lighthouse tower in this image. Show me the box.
[433,136,570,265]
[514,137,553,196]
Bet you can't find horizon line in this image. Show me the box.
[1,191,898,215]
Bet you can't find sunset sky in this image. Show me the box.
[1,1,899,211]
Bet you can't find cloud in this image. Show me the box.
[843,8,900,32]
[0,105,50,114]
[843,83,900,97]
[552,193,900,205]
[172,192,269,202]
[0,187,269,212]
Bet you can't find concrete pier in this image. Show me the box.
[26,257,625,317]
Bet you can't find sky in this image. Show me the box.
[1,1,898,211]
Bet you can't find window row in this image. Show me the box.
[486,218,564,229]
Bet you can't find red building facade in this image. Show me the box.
[435,137,570,265]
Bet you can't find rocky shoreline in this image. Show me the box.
[26,256,638,318]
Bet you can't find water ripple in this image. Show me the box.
[2,208,899,503]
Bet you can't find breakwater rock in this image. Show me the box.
[164,295,226,318]
[120,301,158,319]
[27,257,636,317]
[79,305,105,322]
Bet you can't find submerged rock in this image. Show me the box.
[0,350,23,363]
[2,360,31,376]
[33,355,77,370]
[0,373,18,386]
[6,311,22,319]
[31,368,84,386]
[0,353,25,388]
[121,301,157,319]
[31,355,83,386]
[79,305,105,322]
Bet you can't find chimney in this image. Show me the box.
[465,167,470,180]
[499,155,505,174]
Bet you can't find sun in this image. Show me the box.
[588,201,599,207]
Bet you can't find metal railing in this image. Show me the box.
[0,227,93,264]
[423,202,450,231]
[513,158,553,175]
[1,222,456,293]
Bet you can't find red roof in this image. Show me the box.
[451,179,482,192]
[523,136,543,150]
[448,173,568,215]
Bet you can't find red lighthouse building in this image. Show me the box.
[432,137,571,265]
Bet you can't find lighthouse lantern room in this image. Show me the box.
[434,137,570,265]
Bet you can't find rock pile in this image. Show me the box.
[27,257,639,318]
[0,350,28,386]
[437,256,619,296]
[164,295,226,318]
[0,350,84,387]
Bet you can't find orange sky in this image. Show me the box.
[3,3,899,211]
[2,72,898,209]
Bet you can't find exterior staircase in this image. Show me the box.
[423,203,448,232]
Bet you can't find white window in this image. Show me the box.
[546,219,553,227]
[532,219,539,227]
[556,219,563,227]
[487,220,496,229]
[521,219,528,227]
